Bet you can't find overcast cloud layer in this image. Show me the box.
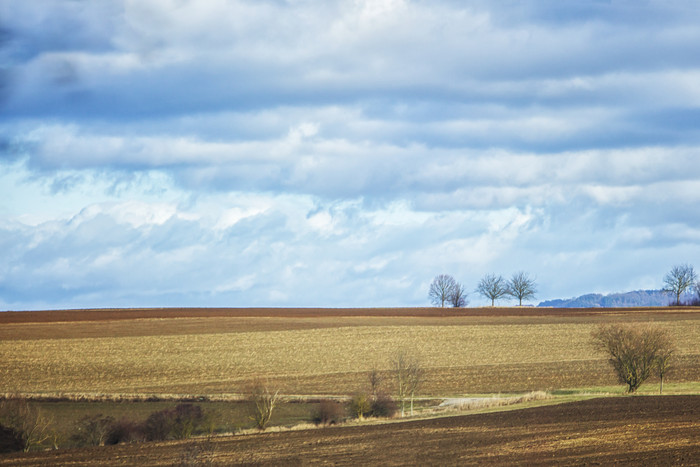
[2,0,700,310]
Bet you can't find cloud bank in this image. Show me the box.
[2,0,700,309]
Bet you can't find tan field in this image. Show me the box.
[1,307,699,397]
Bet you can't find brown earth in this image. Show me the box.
[2,396,698,466]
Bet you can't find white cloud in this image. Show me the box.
[2,1,700,309]
[12,121,700,203]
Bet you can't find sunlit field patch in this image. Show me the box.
[1,309,698,397]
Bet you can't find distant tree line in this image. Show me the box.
[430,263,700,308]
[429,272,537,307]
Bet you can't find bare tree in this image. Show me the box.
[392,351,423,417]
[448,282,468,307]
[368,368,383,398]
[592,324,674,393]
[406,358,424,416]
[507,271,537,306]
[392,351,409,417]
[71,415,114,446]
[477,273,508,306]
[247,380,280,430]
[428,274,457,307]
[656,344,674,394]
[663,264,697,306]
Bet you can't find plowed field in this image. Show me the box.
[1,306,697,323]
[1,307,699,396]
[2,396,698,466]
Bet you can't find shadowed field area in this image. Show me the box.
[2,396,698,466]
[1,308,699,396]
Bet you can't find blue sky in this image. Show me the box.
[1,0,700,310]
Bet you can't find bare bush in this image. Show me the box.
[248,381,280,430]
[171,404,205,439]
[349,393,371,420]
[592,324,674,393]
[142,403,205,441]
[312,400,344,426]
[0,424,24,453]
[106,417,145,445]
[370,393,398,418]
[71,415,115,446]
[144,409,172,441]
[0,399,54,452]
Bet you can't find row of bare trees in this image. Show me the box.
[431,264,700,308]
[429,272,537,307]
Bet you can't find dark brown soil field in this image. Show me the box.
[2,306,698,324]
[2,396,698,466]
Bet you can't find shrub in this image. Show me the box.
[312,400,344,426]
[349,393,371,420]
[105,417,145,445]
[370,394,398,418]
[171,404,205,439]
[0,424,24,453]
[71,414,115,446]
[144,404,205,441]
[144,409,174,441]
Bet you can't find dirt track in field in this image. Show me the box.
[3,396,698,466]
[2,306,698,324]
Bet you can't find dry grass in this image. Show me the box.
[439,391,552,411]
[1,311,699,397]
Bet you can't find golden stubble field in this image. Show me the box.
[1,308,699,397]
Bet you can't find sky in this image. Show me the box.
[1,0,700,310]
